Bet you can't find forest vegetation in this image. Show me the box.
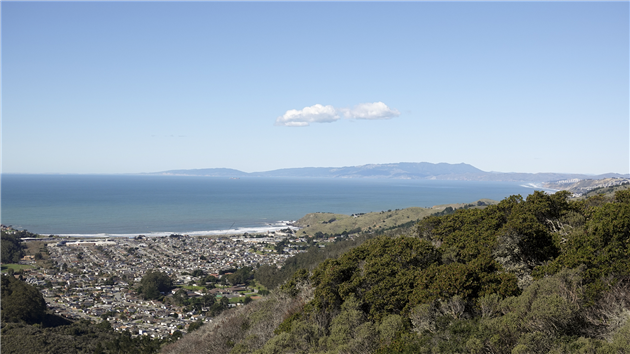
[1,229,36,264]
[163,189,630,354]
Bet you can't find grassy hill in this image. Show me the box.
[295,199,498,237]
[576,183,630,200]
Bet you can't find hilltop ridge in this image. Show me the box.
[150,162,628,182]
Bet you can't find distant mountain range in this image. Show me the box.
[149,162,629,183]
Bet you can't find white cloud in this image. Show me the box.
[274,104,339,127]
[275,102,400,127]
[341,102,400,120]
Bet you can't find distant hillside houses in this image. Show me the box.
[64,240,117,247]
[544,177,630,197]
[555,178,581,184]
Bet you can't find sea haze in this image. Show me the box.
[1,174,550,237]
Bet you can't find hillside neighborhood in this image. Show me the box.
[543,177,630,197]
[10,232,306,339]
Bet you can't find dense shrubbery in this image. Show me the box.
[166,189,630,354]
[0,231,24,263]
[226,266,254,285]
[534,191,630,301]
[0,229,37,263]
[1,275,47,324]
[255,234,375,289]
[1,318,172,354]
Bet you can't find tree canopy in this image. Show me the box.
[1,274,47,324]
[138,270,173,300]
[1,231,26,264]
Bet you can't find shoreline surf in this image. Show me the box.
[52,221,299,238]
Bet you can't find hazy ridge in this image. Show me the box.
[152,162,629,182]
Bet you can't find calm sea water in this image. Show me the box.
[1,174,548,237]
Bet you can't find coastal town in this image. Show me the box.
[4,229,307,339]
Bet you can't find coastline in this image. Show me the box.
[3,175,545,236]
[52,221,299,238]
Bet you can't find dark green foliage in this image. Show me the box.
[478,268,586,353]
[1,275,47,324]
[534,189,630,301]
[191,269,205,277]
[176,290,217,313]
[1,231,26,263]
[219,268,237,275]
[410,254,519,308]
[275,239,288,254]
[253,264,278,288]
[274,311,302,335]
[2,320,115,354]
[138,269,173,300]
[418,191,565,267]
[173,288,189,305]
[415,190,569,293]
[226,266,254,285]
[188,320,204,332]
[254,234,374,289]
[310,236,441,321]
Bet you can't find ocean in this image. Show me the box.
[1,174,550,237]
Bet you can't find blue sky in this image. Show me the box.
[2,2,628,175]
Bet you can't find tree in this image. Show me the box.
[226,266,254,285]
[275,239,288,254]
[138,270,173,300]
[173,288,189,306]
[1,231,25,263]
[201,293,216,307]
[1,275,47,324]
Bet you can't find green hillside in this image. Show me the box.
[295,199,498,237]
[576,183,630,200]
[163,190,630,354]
